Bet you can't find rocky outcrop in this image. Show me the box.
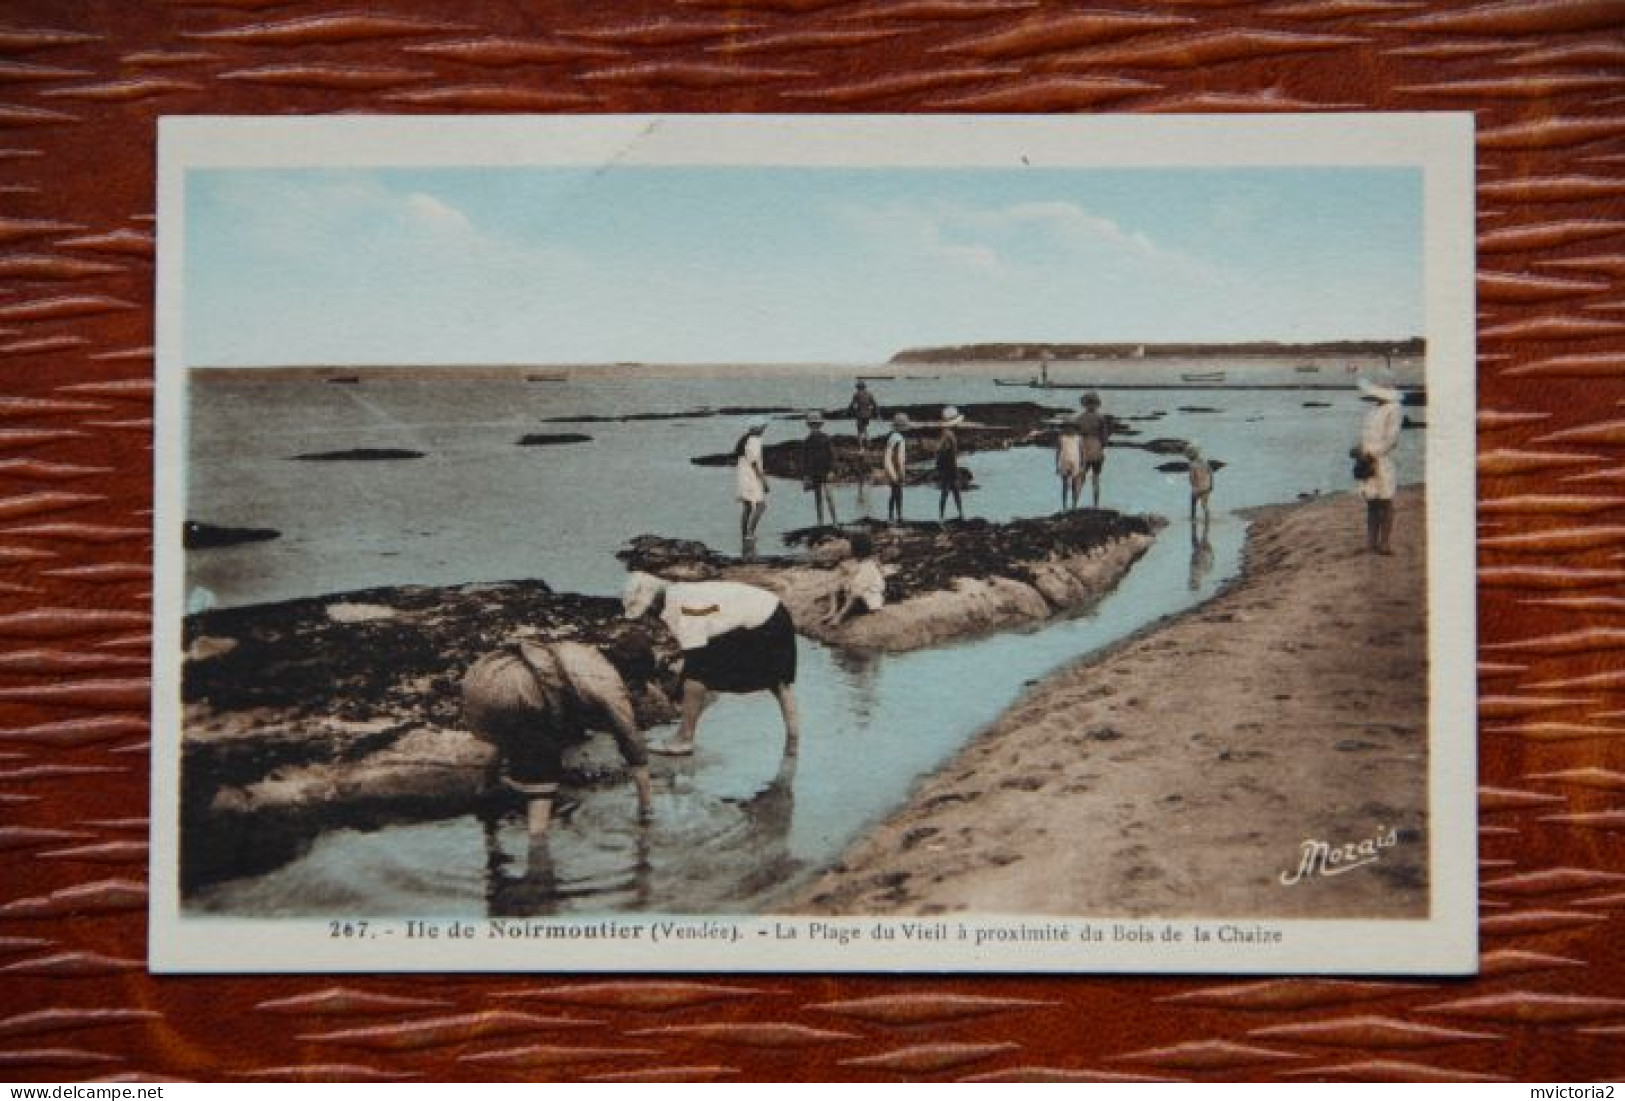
[620,510,1164,653]
[516,432,592,446]
[184,521,280,549]
[292,448,425,461]
[180,580,678,891]
[687,402,1145,486]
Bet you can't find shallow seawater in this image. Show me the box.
[184,362,1423,916]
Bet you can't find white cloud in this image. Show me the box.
[403,192,474,235]
[840,198,1206,281]
[840,202,1007,276]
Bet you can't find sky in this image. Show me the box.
[184,166,1423,367]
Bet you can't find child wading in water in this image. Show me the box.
[882,412,908,524]
[734,418,770,550]
[1186,443,1214,524]
[936,406,965,523]
[1056,419,1083,510]
[801,411,838,527]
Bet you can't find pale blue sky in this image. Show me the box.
[185,166,1422,366]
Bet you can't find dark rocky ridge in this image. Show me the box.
[184,521,280,550]
[890,339,1426,363]
[181,581,678,892]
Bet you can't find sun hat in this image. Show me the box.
[892,412,910,429]
[1081,391,1101,408]
[1184,443,1200,458]
[942,406,964,427]
[1358,378,1402,404]
[806,410,824,425]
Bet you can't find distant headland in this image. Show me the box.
[889,339,1425,364]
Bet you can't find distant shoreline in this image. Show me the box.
[892,338,1425,364]
[188,351,1419,384]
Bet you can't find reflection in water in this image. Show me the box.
[479,752,798,918]
[828,646,882,726]
[1189,518,1215,592]
[709,753,798,905]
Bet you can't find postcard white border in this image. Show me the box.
[152,114,1476,974]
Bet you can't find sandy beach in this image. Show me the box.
[797,486,1428,920]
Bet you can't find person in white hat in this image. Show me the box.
[621,571,799,757]
[936,406,965,522]
[883,412,910,524]
[1355,379,1403,554]
[733,418,770,548]
[801,410,838,527]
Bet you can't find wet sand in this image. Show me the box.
[797,487,1428,919]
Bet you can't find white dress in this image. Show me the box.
[736,435,766,505]
[1360,401,1402,501]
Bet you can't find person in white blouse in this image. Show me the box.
[1356,379,1403,555]
[622,571,800,757]
[734,418,770,548]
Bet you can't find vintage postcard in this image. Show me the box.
[151,114,1475,973]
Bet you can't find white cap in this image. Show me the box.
[621,571,667,619]
[1358,378,1402,403]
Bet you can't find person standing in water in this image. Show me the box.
[1055,419,1083,511]
[801,411,838,528]
[622,571,800,758]
[462,637,655,841]
[735,418,770,549]
[1355,380,1403,554]
[935,406,965,523]
[1075,391,1110,508]
[1186,443,1214,525]
[883,412,909,524]
[848,380,879,451]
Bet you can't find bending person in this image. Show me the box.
[462,638,654,839]
[622,571,800,757]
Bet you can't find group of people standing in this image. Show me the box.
[736,380,1127,544]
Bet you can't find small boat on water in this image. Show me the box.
[1294,364,1320,373]
[526,372,568,383]
[326,375,360,385]
[1181,370,1225,383]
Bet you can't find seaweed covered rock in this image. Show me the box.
[620,510,1165,653]
[181,580,680,890]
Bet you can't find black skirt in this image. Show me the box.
[683,603,797,693]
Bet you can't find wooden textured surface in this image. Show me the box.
[1,0,1622,1084]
